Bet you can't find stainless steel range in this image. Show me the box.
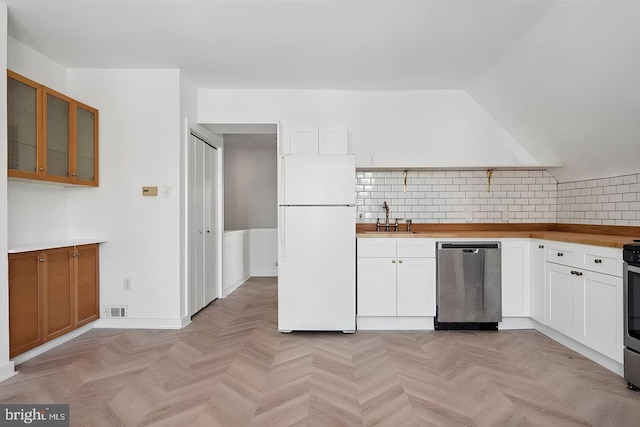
[623,243,640,390]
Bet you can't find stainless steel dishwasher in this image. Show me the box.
[435,242,502,330]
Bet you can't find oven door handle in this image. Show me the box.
[628,264,640,274]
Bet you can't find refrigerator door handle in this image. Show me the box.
[279,206,286,262]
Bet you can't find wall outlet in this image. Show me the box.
[123,277,132,291]
[502,210,509,222]
[358,212,364,221]
[465,210,473,223]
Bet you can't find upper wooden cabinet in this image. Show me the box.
[7,70,99,186]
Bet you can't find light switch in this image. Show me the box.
[142,186,158,196]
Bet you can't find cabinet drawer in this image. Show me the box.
[397,239,435,258]
[581,250,622,277]
[357,239,396,258]
[546,244,575,265]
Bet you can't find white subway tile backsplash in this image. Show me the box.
[356,170,639,225]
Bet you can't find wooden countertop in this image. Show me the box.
[355,223,640,248]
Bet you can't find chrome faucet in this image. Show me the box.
[383,201,389,224]
[376,201,399,232]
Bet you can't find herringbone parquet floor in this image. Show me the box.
[2,276,640,426]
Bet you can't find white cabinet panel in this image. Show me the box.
[582,272,623,362]
[357,238,396,258]
[397,258,436,316]
[289,125,348,155]
[319,126,348,155]
[357,258,396,316]
[547,263,577,337]
[501,240,530,317]
[357,238,436,320]
[289,125,318,155]
[530,240,546,324]
[397,239,435,258]
[546,243,576,265]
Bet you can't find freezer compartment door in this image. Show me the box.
[278,206,355,331]
[282,155,355,205]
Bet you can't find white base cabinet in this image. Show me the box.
[501,239,530,317]
[545,241,623,363]
[357,238,436,328]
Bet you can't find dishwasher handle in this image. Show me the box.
[439,242,500,250]
[462,248,479,254]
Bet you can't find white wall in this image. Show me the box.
[224,135,277,230]
[198,89,539,169]
[222,230,250,295]
[0,1,16,381]
[65,68,183,324]
[7,37,66,92]
[222,228,277,295]
[249,229,277,276]
[6,37,71,245]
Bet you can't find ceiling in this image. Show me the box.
[4,0,640,182]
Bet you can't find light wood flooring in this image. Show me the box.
[2,276,640,426]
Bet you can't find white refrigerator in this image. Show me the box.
[278,155,356,332]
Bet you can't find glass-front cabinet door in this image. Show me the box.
[7,71,42,179]
[43,88,72,183]
[7,71,99,186]
[73,103,99,186]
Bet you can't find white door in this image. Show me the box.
[278,206,355,331]
[189,133,218,316]
[397,257,436,317]
[282,155,355,205]
[530,241,546,324]
[204,144,218,305]
[357,257,397,316]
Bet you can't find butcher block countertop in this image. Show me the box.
[355,223,640,249]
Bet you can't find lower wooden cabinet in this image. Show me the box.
[8,252,44,358]
[8,244,100,358]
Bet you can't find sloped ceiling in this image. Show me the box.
[4,0,640,182]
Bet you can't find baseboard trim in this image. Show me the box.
[250,269,278,277]
[499,317,534,330]
[534,321,623,377]
[357,316,435,330]
[224,275,249,297]
[11,323,94,366]
[180,315,192,328]
[93,318,184,329]
[0,361,16,383]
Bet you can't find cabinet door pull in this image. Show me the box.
[594,259,602,264]
[398,259,403,264]
[392,260,396,264]
[574,271,583,276]
[538,245,544,249]
[557,252,564,257]
[72,253,79,258]
[570,270,576,275]
[38,258,45,262]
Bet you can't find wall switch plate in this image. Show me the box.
[502,210,509,222]
[123,277,132,291]
[358,212,364,221]
[465,211,473,222]
[163,186,171,198]
[142,186,158,196]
